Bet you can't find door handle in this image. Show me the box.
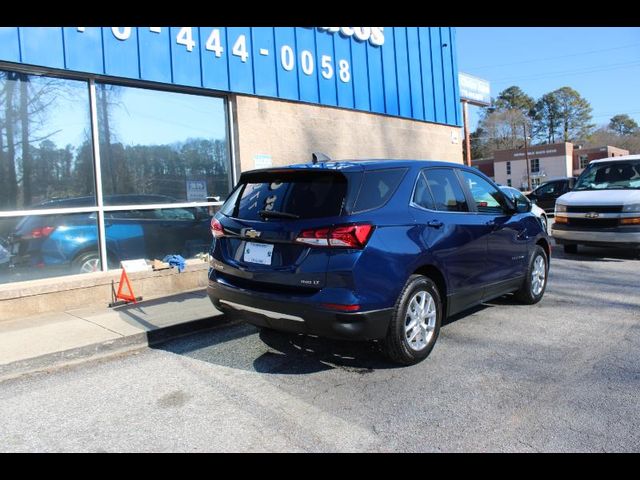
[427,220,444,229]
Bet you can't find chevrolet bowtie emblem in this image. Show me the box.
[245,229,261,239]
[585,212,600,219]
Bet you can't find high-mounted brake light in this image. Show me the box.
[296,224,373,249]
[210,218,225,238]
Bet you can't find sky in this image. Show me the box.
[48,83,228,149]
[455,27,640,134]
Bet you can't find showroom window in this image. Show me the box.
[0,67,232,285]
[95,83,231,205]
[0,71,95,211]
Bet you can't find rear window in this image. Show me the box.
[353,168,407,213]
[423,168,469,212]
[225,171,348,220]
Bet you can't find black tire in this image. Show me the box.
[514,245,548,304]
[382,274,442,366]
[563,244,578,254]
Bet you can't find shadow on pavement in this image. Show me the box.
[550,244,639,262]
[252,328,397,374]
[152,316,404,374]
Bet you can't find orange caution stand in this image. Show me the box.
[109,267,143,307]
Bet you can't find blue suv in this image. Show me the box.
[207,160,551,365]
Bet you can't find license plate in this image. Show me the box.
[243,242,273,265]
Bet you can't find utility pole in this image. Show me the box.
[523,123,531,191]
[463,100,471,166]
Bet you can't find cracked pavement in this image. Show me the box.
[1,242,639,452]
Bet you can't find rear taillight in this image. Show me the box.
[296,224,373,249]
[25,226,55,239]
[210,218,225,238]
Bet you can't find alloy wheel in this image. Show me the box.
[404,290,437,351]
[531,255,546,296]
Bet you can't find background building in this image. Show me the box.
[474,142,629,190]
[470,157,494,180]
[0,27,463,305]
[492,142,573,189]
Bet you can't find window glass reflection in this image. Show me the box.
[96,84,231,205]
[0,212,99,284]
[104,207,211,267]
[0,70,95,211]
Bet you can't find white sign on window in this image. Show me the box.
[186,180,208,202]
[121,259,151,272]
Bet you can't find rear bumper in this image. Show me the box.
[207,280,393,341]
[551,224,640,248]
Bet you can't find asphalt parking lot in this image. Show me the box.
[1,237,639,452]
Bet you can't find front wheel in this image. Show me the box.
[383,275,442,366]
[514,246,548,304]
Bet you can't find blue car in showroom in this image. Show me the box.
[4,195,212,279]
[207,160,551,365]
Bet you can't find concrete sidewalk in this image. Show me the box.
[0,288,228,382]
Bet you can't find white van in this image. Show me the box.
[551,155,640,253]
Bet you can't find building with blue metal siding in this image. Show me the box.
[0,26,463,292]
[0,27,461,126]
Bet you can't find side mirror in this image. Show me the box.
[502,192,518,215]
[503,191,530,215]
[516,196,532,214]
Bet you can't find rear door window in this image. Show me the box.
[423,168,469,212]
[231,172,348,221]
[353,168,407,213]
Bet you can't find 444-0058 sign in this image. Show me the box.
[0,27,461,127]
[79,27,352,83]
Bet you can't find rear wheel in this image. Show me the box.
[563,244,578,254]
[72,252,101,273]
[383,274,442,366]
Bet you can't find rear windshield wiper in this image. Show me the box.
[259,209,300,219]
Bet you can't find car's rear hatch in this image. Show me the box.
[211,168,361,294]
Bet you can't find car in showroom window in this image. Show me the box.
[551,155,640,254]
[207,160,550,365]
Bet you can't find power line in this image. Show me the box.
[464,42,640,71]
[492,60,640,84]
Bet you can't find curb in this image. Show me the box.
[0,315,234,383]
